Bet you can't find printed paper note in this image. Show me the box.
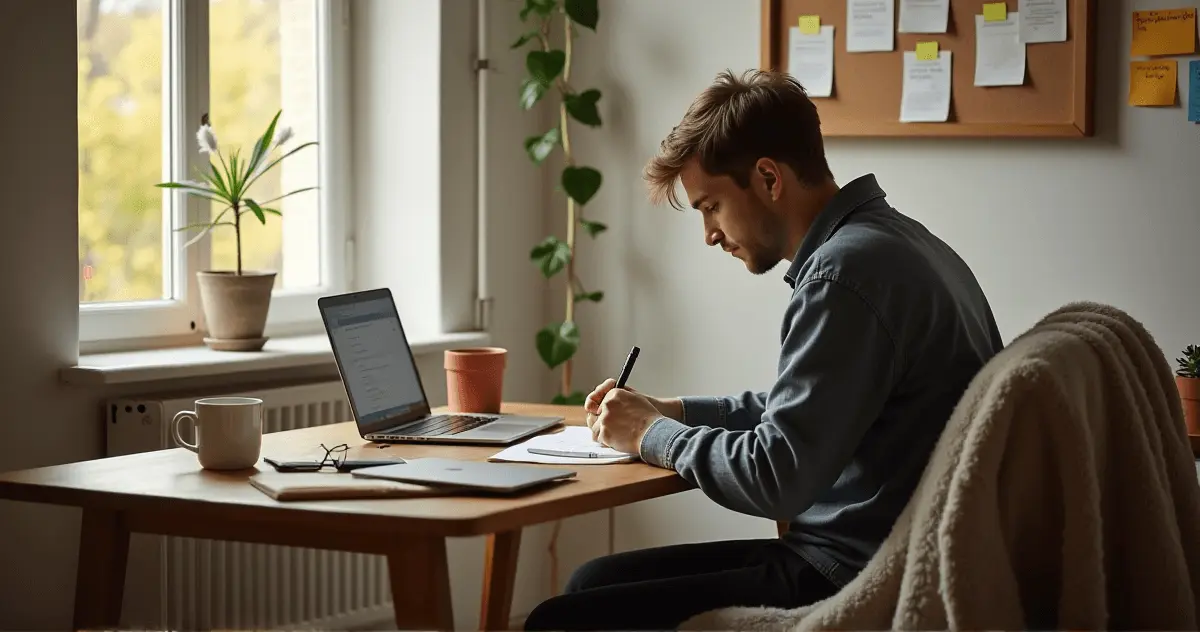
[975,13,1026,86]
[847,0,896,52]
[916,40,939,60]
[901,50,952,122]
[983,2,1008,22]
[799,15,821,34]
[1019,0,1066,43]
[788,25,835,98]
[899,0,949,33]
[1128,60,1178,106]
[1190,61,1200,122]
[1131,9,1196,56]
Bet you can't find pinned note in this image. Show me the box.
[901,50,952,122]
[788,25,835,98]
[916,41,939,60]
[1131,9,1197,57]
[799,15,821,34]
[983,2,1008,21]
[1129,61,1178,107]
[1019,0,1067,43]
[847,0,896,52]
[1189,61,1200,122]
[899,0,950,33]
[975,13,1026,86]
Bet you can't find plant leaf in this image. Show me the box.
[519,0,556,21]
[536,321,580,369]
[156,181,227,205]
[180,206,233,248]
[256,186,318,207]
[244,198,267,224]
[204,162,230,198]
[551,391,587,406]
[248,109,282,177]
[524,127,560,164]
[573,291,603,303]
[564,89,602,127]
[580,219,607,237]
[240,141,317,194]
[526,50,566,85]
[511,31,539,48]
[519,78,548,110]
[562,166,602,206]
[529,236,571,278]
[564,0,599,30]
[174,221,234,233]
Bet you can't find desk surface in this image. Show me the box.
[0,403,689,537]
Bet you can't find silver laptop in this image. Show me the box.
[352,458,576,492]
[318,289,563,445]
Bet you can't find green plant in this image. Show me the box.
[514,0,604,405]
[1178,345,1200,378]
[155,109,317,275]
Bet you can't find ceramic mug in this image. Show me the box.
[172,397,264,470]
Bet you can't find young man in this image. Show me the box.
[523,69,1004,631]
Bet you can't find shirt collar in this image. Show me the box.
[783,173,888,288]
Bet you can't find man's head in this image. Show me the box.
[644,70,834,274]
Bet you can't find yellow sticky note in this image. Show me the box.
[799,15,821,34]
[915,41,939,61]
[1132,9,1197,56]
[983,3,1008,22]
[1129,60,1178,106]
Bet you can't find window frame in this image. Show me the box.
[78,0,351,349]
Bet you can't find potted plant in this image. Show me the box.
[156,110,316,351]
[1176,344,1200,434]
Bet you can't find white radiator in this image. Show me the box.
[106,381,394,630]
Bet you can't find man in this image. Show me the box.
[523,69,1004,631]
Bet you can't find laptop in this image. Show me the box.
[318,288,563,445]
[352,458,576,493]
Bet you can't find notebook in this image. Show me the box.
[248,471,461,501]
[489,426,639,465]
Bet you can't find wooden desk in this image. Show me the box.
[0,403,689,630]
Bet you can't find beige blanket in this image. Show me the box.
[683,302,1200,630]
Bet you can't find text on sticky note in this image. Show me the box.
[799,15,821,34]
[916,41,939,60]
[1128,60,1178,107]
[1131,9,1197,56]
[983,3,1008,22]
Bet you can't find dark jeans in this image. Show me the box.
[523,538,841,631]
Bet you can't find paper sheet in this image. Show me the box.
[1189,61,1200,122]
[1019,0,1067,43]
[975,13,1026,87]
[788,25,835,97]
[489,426,638,465]
[1131,9,1197,57]
[1129,60,1178,107]
[899,0,949,33]
[847,0,896,52]
[900,50,952,122]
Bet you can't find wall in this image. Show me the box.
[560,0,1200,555]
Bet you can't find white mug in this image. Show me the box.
[172,397,264,470]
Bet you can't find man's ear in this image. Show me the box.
[755,158,782,201]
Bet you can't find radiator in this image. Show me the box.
[106,381,394,630]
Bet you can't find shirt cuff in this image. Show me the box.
[638,416,689,469]
[678,396,726,427]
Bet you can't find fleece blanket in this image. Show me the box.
[683,302,1200,630]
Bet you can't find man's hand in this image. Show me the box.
[588,387,663,454]
[585,379,683,428]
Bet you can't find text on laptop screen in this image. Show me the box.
[325,298,425,423]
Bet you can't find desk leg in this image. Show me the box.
[73,508,130,630]
[388,536,454,630]
[480,530,522,630]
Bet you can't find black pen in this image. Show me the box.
[615,346,640,389]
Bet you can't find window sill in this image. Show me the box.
[62,331,491,387]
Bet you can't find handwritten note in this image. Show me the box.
[1131,9,1197,56]
[983,2,1008,22]
[1019,0,1066,43]
[1128,61,1178,107]
[1189,61,1200,122]
[901,50,952,122]
[788,25,835,98]
[975,13,1026,87]
[799,15,821,34]
[847,0,896,52]
[899,0,949,33]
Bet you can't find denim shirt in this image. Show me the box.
[638,174,1003,587]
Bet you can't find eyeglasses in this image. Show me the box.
[263,443,350,473]
[319,443,349,469]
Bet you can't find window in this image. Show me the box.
[77,0,349,346]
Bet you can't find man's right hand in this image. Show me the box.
[584,379,683,429]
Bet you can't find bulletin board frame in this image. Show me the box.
[760,0,1096,138]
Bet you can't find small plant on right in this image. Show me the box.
[1177,344,1200,378]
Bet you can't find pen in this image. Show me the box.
[527,448,612,459]
[615,345,640,389]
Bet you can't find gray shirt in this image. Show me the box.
[638,173,1003,587]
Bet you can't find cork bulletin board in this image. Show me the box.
[760,0,1097,137]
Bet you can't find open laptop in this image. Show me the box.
[318,288,563,445]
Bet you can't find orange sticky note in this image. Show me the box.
[983,3,1008,22]
[799,15,821,34]
[1132,9,1197,56]
[1129,60,1178,106]
[915,41,939,60]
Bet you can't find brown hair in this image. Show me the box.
[644,69,833,210]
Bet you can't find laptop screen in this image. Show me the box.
[320,291,429,429]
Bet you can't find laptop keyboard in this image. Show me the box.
[400,414,497,437]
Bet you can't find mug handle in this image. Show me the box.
[172,410,200,453]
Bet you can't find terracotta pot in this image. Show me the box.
[445,347,507,414]
[1177,376,1200,435]
[196,271,276,351]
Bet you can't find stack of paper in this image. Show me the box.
[490,426,638,465]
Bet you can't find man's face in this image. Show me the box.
[679,159,788,275]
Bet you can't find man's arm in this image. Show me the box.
[671,392,770,431]
[637,278,900,520]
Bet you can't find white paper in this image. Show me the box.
[788,25,835,97]
[489,426,638,465]
[1019,0,1066,43]
[975,13,1026,87]
[847,0,896,52]
[900,50,952,122]
[898,0,949,33]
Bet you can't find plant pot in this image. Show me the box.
[1177,376,1200,435]
[444,347,507,414]
[196,271,276,351]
